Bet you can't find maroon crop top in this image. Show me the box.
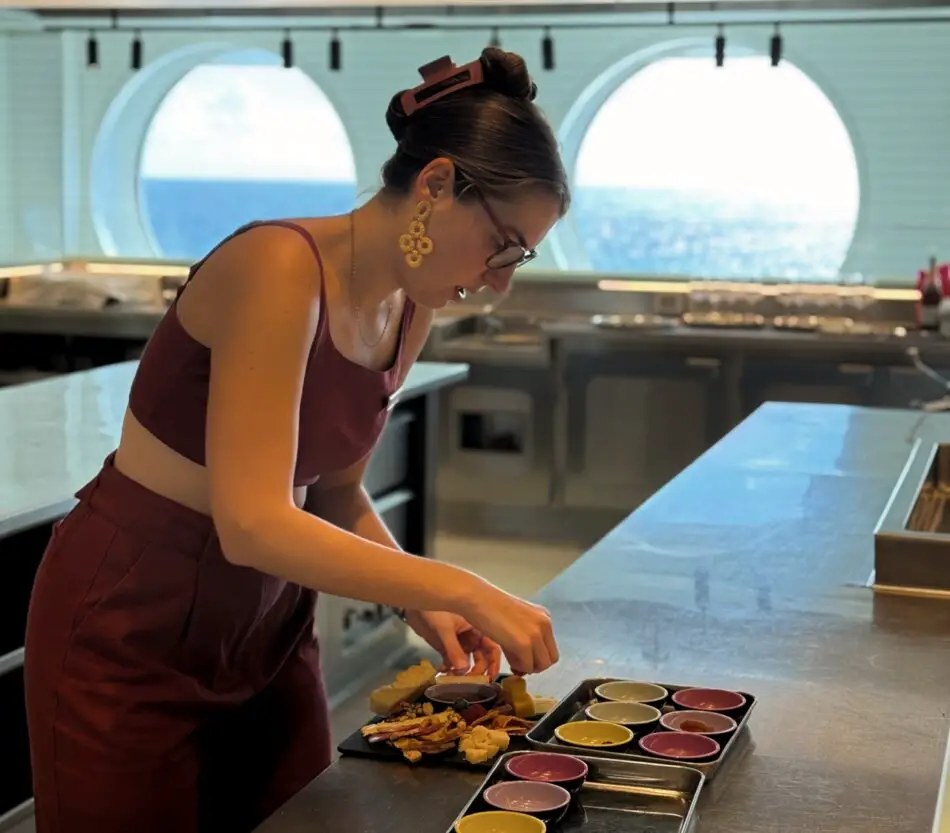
[128,221,416,487]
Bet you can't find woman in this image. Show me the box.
[24,47,569,833]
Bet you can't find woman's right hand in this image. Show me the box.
[462,586,559,675]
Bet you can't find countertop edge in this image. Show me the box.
[397,363,469,400]
[934,733,950,833]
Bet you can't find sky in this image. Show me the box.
[577,55,860,212]
[140,63,358,181]
[141,53,860,217]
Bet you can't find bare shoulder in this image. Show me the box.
[182,223,326,344]
[207,223,324,294]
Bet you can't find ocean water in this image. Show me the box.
[140,177,854,279]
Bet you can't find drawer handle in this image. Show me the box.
[686,357,721,369]
[0,647,25,679]
[838,363,874,375]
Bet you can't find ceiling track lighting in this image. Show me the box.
[130,30,143,71]
[541,27,555,71]
[715,23,726,68]
[770,23,783,67]
[281,28,293,69]
[86,30,98,69]
[489,27,501,49]
[329,29,342,71]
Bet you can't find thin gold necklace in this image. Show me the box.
[350,212,393,349]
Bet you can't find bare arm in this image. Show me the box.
[203,228,481,613]
[310,472,402,551]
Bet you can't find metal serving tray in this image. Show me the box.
[526,678,756,781]
[447,750,704,833]
[874,439,950,595]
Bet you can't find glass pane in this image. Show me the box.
[574,55,860,280]
[139,50,357,259]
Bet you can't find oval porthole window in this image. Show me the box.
[138,49,357,259]
[571,54,860,279]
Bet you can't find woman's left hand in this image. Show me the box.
[403,610,502,680]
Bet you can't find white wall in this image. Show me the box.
[0,35,11,259]
[4,33,64,258]
[1,15,950,281]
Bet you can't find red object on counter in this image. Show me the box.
[916,263,950,327]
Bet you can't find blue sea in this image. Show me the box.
[140,178,853,279]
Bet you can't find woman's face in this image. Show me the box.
[398,159,562,310]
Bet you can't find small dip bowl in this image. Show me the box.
[585,701,661,734]
[594,681,668,708]
[660,709,737,738]
[639,731,721,762]
[554,720,633,750]
[505,752,589,793]
[483,781,572,821]
[456,810,547,833]
[671,687,746,715]
[425,682,501,711]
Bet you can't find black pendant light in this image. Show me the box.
[770,23,783,67]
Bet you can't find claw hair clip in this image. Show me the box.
[399,55,485,117]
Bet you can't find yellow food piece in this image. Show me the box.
[532,696,558,716]
[458,725,510,765]
[501,676,537,718]
[368,659,438,716]
[435,674,492,686]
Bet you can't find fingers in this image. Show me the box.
[473,638,502,681]
[469,650,489,678]
[540,612,559,667]
[434,624,472,674]
[532,639,554,675]
[510,608,558,676]
[503,642,534,676]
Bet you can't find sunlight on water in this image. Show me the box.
[137,51,858,279]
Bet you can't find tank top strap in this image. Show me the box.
[176,220,330,344]
[391,297,418,377]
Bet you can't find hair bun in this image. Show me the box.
[479,47,538,102]
[385,92,411,142]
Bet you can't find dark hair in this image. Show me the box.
[381,47,570,215]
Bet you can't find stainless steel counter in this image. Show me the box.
[254,401,950,833]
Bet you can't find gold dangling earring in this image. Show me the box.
[398,199,434,269]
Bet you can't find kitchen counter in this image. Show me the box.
[7,301,950,362]
[0,359,469,537]
[254,401,950,833]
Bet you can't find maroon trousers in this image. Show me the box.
[24,457,332,833]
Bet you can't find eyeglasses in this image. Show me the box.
[472,189,537,270]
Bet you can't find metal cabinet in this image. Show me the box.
[316,488,414,704]
[563,349,722,511]
[0,663,29,819]
[742,359,876,413]
[436,364,556,508]
[364,410,413,498]
[873,364,950,410]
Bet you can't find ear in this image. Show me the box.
[415,158,457,206]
